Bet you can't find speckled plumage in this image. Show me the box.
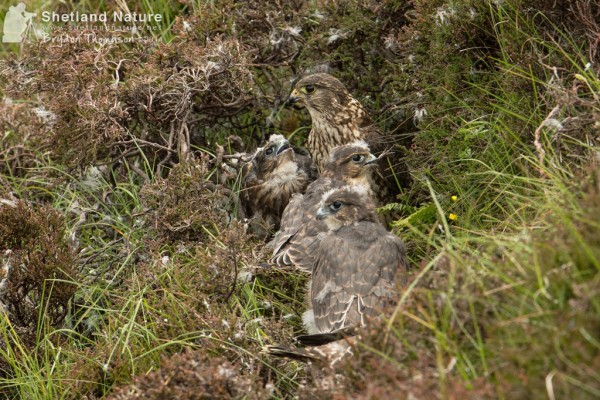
[241,134,317,230]
[289,73,411,203]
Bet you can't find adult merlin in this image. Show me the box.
[288,73,411,203]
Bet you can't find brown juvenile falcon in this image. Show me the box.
[269,141,378,273]
[288,73,411,203]
[265,185,409,363]
[302,185,409,335]
[241,134,317,231]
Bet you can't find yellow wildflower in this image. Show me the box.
[449,213,458,221]
[451,195,458,202]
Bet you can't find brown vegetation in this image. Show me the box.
[0,0,598,398]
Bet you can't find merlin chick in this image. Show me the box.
[241,134,317,231]
[270,141,378,273]
[304,185,409,334]
[266,185,409,363]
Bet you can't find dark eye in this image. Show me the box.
[265,146,275,155]
[352,154,364,163]
[330,201,342,211]
[305,84,315,93]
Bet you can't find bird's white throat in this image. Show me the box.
[267,160,302,186]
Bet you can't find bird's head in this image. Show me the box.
[322,141,378,183]
[244,134,297,180]
[316,186,378,231]
[287,73,352,115]
[256,134,296,174]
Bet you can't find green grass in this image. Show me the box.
[1,0,599,398]
[1,159,308,398]
[370,4,600,396]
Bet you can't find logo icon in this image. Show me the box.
[2,2,37,43]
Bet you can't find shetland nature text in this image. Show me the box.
[41,12,163,23]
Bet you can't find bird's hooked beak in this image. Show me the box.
[316,206,330,220]
[276,140,291,155]
[286,88,304,109]
[365,153,378,166]
[273,139,295,166]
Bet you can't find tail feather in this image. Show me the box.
[263,345,321,361]
[264,338,355,364]
[295,327,358,346]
